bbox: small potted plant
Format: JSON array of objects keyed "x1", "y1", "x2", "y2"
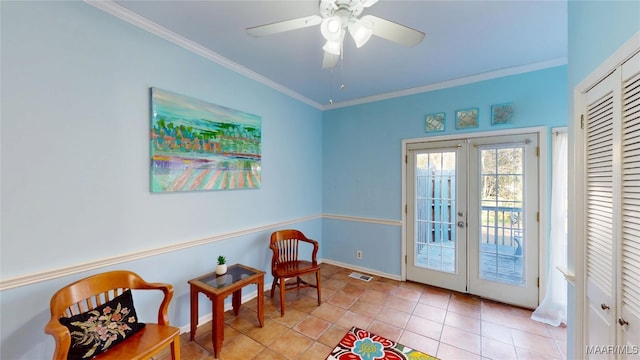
[{"x1": 216, "y1": 255, "x2": 227, "y2": 275}]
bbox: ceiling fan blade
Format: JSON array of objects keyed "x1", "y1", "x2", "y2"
[
  {"x1": 246, "y1": 15, "x2": 322, "y2": 37},
  {"x1": 361, "y1": 15, "x2": 425, "y2": 47},
  {"x1": 361, "y1": 0, "x2": 379, "y2": 8},
  {"x1": 322, "y1": 51, "x2": 340, "y2": 69}
]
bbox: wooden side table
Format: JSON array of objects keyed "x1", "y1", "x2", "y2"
[{"x1": 188, "y1": 263, "x2": 265, "y2": 358}]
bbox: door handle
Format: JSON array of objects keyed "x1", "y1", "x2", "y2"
[
  {"x1": 618, "y1": 317, "x2": 629, "y2": 326},
  {"x1": 457, "y1": 221, "x2": 465, "y2": 228},
  {"x1": 600, "y1": 303, "x2": 610, "y2": 310}
]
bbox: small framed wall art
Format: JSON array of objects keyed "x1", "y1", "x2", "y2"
[
  {"x1": 455, "y1": 108, "x2": 479, "y2": 129},
  {"x1": 425, "y1": 112, "x2": 446, "y2": 133},
  {"x1": 491, "y1": 103, "x2": 514, "y2": 125}
]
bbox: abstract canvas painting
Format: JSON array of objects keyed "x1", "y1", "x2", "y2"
[{"x1": 150, "y1": 88, "x2": 261, "y2": 192}]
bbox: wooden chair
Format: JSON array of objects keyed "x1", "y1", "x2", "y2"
[
  {"x1": 45, "y1": 270, "x2": 180, "y2": 360},
  {"x1": 269, "y1": 229, "x2": 322, "y2": 316}
]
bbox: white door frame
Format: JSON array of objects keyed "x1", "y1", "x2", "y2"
[
  {"x1": 572, "y1": 32, "x2": 640, "y2": 358},
  {"x1": 401, "y1": 126, "x2": 548, "y2": 304}
]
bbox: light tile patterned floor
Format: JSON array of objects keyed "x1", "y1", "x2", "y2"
[{"x1": 156, "y1": 263, "x2": 566, "y2": 360}]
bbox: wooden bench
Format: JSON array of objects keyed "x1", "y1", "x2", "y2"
[{"x1": 45, "y1": 270, "x2": 180, "y2": 360}]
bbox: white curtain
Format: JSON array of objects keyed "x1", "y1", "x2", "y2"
[{"x1": 531, "y1": 130, "x2": 568, "y2": 326}]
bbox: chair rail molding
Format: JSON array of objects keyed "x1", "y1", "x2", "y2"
[
  {"x1": 0, "y1": 215, "x2": 321, "y2": 291},
  {"x1": 1, "y1": 213, "x2": 402, "y2": 291},
  {"x1": 323, "y1": 213, "x2": 402, "y2": 226}
]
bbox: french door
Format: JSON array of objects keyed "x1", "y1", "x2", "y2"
[
  {"x1": 406, "y1": 140, "x2": 468, "y2": 293},
  {"x1": 406, "y1": 133, "x2": 539, "y2": 308}
]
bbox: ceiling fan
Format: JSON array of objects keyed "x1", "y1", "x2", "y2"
[{"x1": 246, "y1": 0, "x2": 425, "y2": 69}]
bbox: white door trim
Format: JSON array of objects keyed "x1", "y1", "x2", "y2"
[
  {"x1": 401, "y1": 126, "x2": 548, "y2": 304},
  {"x1": 571, "y1": 31, "x2": 640, "y2": 358}
]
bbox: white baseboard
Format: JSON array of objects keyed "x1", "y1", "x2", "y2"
[
  {"x1": 178, "y1": 259, "x2": 401, "y2": 334},
  {"x1": 320, "y1": 258, "x2": 401, "y2": 281}
]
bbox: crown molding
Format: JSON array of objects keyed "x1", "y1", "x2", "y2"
[
  {"x1": 85, "y1": 1, "x2": 567, "y2": 112},
  {"x1": 323, "y1": 58, "x2": 568, "y2": 110},
  {"x1": 84, "y1": 0, "x2": 325, "y2": 110}
]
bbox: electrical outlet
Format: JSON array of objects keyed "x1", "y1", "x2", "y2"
[{"x1": 356, "y1": 250, "x2": 363, "y2": 260}]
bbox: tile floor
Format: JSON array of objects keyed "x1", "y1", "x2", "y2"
[{"x1": 157, "y1": 263, "x2": 566, "y2": 360}]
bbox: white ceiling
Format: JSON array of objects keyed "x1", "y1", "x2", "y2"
[{"x1": 102, "y1": 0, "x2": 567, "y2": 108}]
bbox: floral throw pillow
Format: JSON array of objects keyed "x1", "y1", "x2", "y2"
[{"x1": 59, "y1": 289, "x2": 146, "y2": 359}]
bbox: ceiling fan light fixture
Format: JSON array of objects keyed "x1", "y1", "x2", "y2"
[
  {"x1": 349, "y1": 18, "x2": 373, "y2": 48},
  {"x1": 322, "y1": 39, "x2": 342, "y2": 55},
  {"x1": 321, "y1": 16, "x2": 343, "y2": 41},
  {"x1": 246, "y1": 0, "x2": 425, "y2": 69}
]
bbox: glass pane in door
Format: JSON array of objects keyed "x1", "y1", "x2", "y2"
[
  {"x1": 479, "y1": 147, "x2": 525, "y2": 285},
  {"x1": 414, "y1": 151, "x2": 456, "y2": 273}
]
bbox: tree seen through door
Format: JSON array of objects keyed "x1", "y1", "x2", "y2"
[{"x1": 479, "y1": 146, "x2": 525, "y2": 285}]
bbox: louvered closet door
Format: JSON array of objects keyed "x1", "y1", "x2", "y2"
[
  {"x1": 620, "y1": 51, "x2": 640, "y2": 348},
  {"x1": 585, "y1": 68, "x2": 620, "y2": 355}
]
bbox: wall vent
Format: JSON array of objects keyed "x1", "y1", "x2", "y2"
[{"x1": 348, "y1": 272, "x2": 373, "y2": 282}]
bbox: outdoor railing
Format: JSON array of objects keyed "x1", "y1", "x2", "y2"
[
  {"x1": 415, "y1": 168, "x2": 523, "y2": 255},
  {"x1": 416, "y1": 203, "x2": 523, "y2": 253},
  {"x1": 480, "y1": 205, "x2": 522, "y2": 248}
]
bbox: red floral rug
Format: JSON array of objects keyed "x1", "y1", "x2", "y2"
[{"x1": 326, "y1": 326, "x2": 439, "y2": 360}]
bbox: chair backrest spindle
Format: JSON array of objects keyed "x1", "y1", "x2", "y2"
[
  {"x1": 268, "y1": 229, "x2": 321, "y2": 316},
  {"x1": 46, "y1": 270, "x2": 177, "y2": 360},
  {"x1": 270, "y1": 230, "x2": 319, "y2": 275}
]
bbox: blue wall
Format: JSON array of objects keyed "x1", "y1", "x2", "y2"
[
  {"x1": 1, "y1": 2, "x2": 322, "y2": 359},
  {"x1": 1, "y1": 1, "x2": 323, "y2": 278},
  {"x1": 568, "y1": 0, "x2": 640, "y2": 88},
  {"x1": 322, "y1": 66, "x2": 568, "y2": 274},
  {"x1": 567, "y1": 1, "x2": 640, "y2": 359},
  {"x1": 1, "y1": 1, "x2": 572, "y2": 359}
]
